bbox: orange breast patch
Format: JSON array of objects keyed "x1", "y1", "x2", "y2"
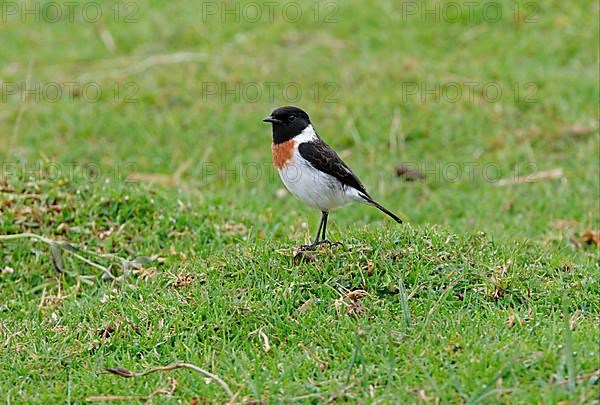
[{"x1": 272, "y1": 140, "x2": 295, "y2": 169}]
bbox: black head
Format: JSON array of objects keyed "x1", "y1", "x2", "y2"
[{"x1": 263, "y1": 106, "x2": 311, "y2": 144}]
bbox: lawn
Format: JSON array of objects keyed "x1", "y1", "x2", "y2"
[{"x1": 0, "y1": 0, "x2": 599, "y2": 402}]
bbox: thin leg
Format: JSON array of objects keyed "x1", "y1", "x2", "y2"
[
  {"x1": 319, "y1": 211, "x2": 342, "y2": 248},
  {"x1": 299, "y1": 211, "x2": 338, "y2": 252},
  {"x1": 312, "y1": 211, "x2": 326, "y2": 246},
  {"x1": 320, "y1": 211, "x2": 328, "y2": 241}
]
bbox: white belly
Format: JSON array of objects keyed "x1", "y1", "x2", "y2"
[{"x1": 278, "y1": 154, "x2": 359, "y2": 211}]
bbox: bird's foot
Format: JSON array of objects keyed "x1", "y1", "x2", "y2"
[
  {"x1": 317, "y1": 239, "x2": 344, "y2": 248},
  {"x1": 294, "y1": 240, "x2": 343, "y2": 264},
  {"x1": 300, "y1": 240, "x2": 343, "y2": 251},
  {"x1": 299, "y1": 243, "x2": 318, "y2": 251}
]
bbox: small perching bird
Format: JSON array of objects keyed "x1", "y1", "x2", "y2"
[{"x1": 264, "y1": 106, "x2": 402, "y2": 250}]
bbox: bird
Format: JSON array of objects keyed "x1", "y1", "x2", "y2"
[{"x1": 263, "y1": 106, "x2": 402, "y2": 250}]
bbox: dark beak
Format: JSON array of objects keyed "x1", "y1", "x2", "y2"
[{"x1": 262, "y1": 116, "x2": 281, "y2": 124}]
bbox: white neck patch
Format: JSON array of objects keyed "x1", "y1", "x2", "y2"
[{"x1": 294, "y1": 125, "x2": 318, "y2": 143}]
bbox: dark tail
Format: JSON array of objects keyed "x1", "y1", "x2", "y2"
[{"x1": 360, "y1": 194, "x2": 403, "y2": 224}]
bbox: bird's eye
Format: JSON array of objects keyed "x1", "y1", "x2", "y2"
[{"x1": 288, "y1": 115, "x2": 296, "y2": 122}]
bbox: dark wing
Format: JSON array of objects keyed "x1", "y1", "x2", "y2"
[{"x1": 298, "y1": 139, "x2": 370, "y2": 197}]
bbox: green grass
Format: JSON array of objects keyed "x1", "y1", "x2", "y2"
[{"x1": 1, "y1": 0, "x2": 599, "y2": 402}]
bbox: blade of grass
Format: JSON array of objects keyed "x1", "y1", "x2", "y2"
[{"x1": 562, "y1": 295, "x2": 577, "y2": 391}]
